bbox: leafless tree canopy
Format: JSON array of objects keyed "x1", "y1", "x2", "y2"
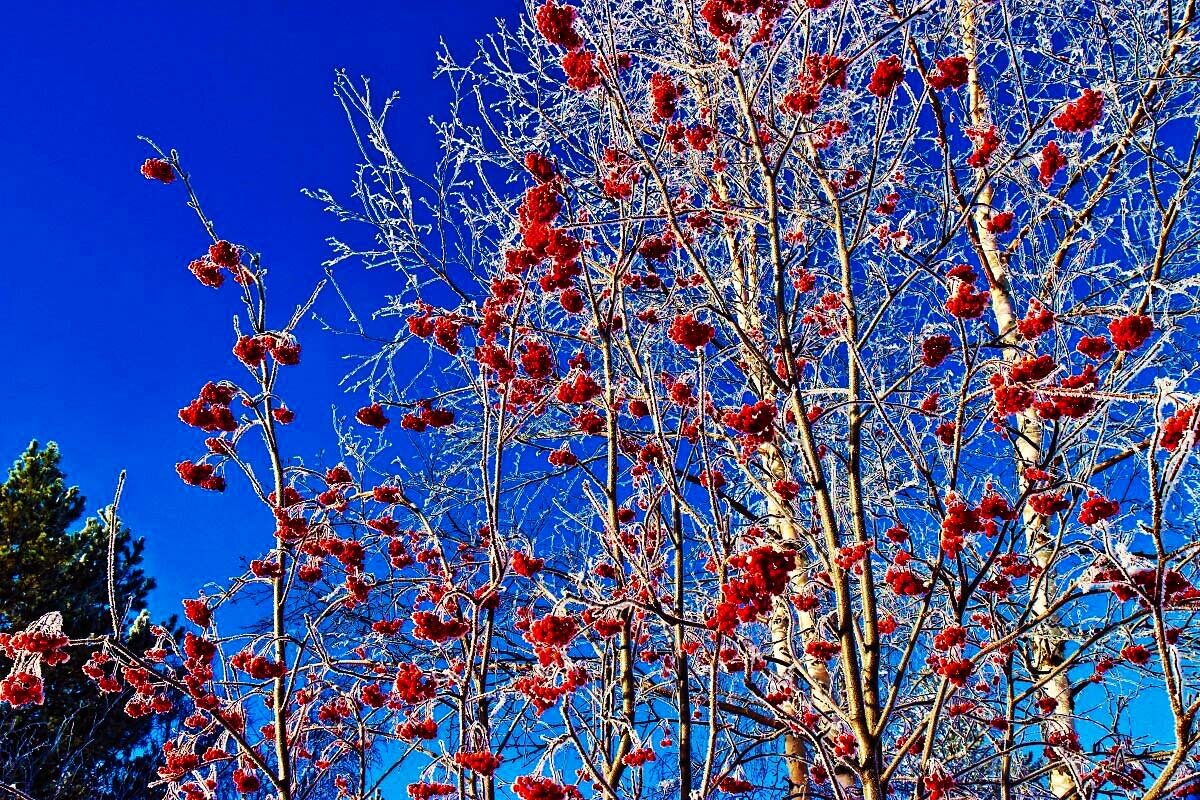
[{"x1": 5, "y1": 0, "x2": 1200, "y2": 799}]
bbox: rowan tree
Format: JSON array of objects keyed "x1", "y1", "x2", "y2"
[{"x1": 5, "y1": 0, "x2": 1200, "y2": 799}]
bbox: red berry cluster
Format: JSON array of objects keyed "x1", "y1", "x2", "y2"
[
  {"x1": 141, "y1": 158, "x2": 176, "y2": 183},
  {"x1": 233, "y1": 332, "x2": 301, "y2": 367},
  {"x1": 668, "y1": 313, "x2": 715, "y2": 350},
  {"x1": 454, "y1": 750, "x2": 503, "y2": 775},
  {"x1": 867, "y1": 55, "x2": 905, "y2": 98},
  {"x1": 921, "y1": 335, "x2": 953, "y2": 368},
  {"x1": 1108, "y1": 314, "x2": 1153, "y2": 352},
  {"x1": 176, "y1": 460, "x2": 225, "y2": 492},
  {"x1": 1053, "y1": 88, "x2": 1104, "y2": 133},
  {"x1": 927, "y1": 56, "x2": 968, "y2": 90},
  {"x1": 179, "y1": 382, "x2": 238, "y2": 432},
  {"x1": 707, "y1": 546, "x2": 796, "y2": 633}
]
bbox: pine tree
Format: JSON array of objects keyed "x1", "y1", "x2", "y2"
[{"x1": 0, "y1": 442, "x2": 174, "y2": 800}]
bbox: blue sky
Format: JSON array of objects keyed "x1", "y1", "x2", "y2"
[{"x1": 0, "y1": 1, "x2": 514, "y2": 612}]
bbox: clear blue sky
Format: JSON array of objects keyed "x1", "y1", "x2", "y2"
[{"x1": 0, "y1": 1, "x2": 514, "y2": 612}]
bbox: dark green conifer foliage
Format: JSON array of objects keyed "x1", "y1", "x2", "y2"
[{"x1": 0, "y1": 442, "x2": 174, "y2": 800}]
